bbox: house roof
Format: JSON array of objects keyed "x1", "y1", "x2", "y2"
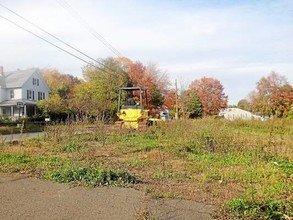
[{"x1": 4, "y1": 68, "x2": 39, "y2": 88}]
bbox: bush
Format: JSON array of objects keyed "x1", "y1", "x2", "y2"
[{"x1": 0, "y1": 126, "x2": 20, "y2": 135}]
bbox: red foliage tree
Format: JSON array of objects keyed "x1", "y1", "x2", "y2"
[
  {"x1": 251, "y1": 72, "x2": 293, "y2": 117},
  {"x1": 188, "y1": 77, "x2": 228, "y2": 115},
  {"x1": 115, "y1": 58, "x2": 169, "y2": 106},
  {"x1": 128, "y1": 62, "x2": 147, "y2": 88},
  {"x1": 163, "y1": 89, "x2": 177, "y2": 110}
]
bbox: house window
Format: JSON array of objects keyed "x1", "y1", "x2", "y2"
[
  {"x1": 10, "y1": 90, "x2": 14, "y2": 99},
  {"x1": 27, "y1": 90, "x2": 34, "y2": 100},
  {"x1": 33, "y1": 78, "x2": 39, "y2": 86},
  {"x1": 38, "y1": 92, "x2": 45, "y2": 100}
]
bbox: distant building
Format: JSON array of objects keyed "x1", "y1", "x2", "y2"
[
  {"x1": 0, "y1": 66, "x2": 50, "y2": 118},
  {"x1": 219, "y1": 107, "x2": 264, "y2": 121}
]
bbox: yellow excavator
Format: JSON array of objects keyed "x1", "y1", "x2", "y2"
[{"x1": 116, "y1": 87, "x2": 168, "y2": 129}]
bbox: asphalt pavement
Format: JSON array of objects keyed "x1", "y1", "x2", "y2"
[{"x1": 0, "y1": 173, "x2": 215, "y2": 220}]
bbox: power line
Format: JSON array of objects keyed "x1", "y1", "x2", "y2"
[
  {"x1": 56, "y1": 0, "x2": 123, "y2": 57},
  {"x1": 0, "y1": 3, "x2": 115, "y2": 74},
  {"x1": 0, "y1": 14, "x2": 95, "y2": 67},
  {"x1": 0, "y1": 3, "x2": 127, "y2": 78}
]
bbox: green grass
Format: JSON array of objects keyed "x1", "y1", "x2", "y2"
[
  {"x1": 60, "y1": 141, "x2": 83, "y2": 153},
  {"x1": 123, "y1": 158, "x2": 150, "y2": 168},
  {"x1": 227, "y1": 198, "x2": 292, "y2": 219},
  {"x1": 46, "y1": 166, "x2": 138, "y2": 187},
  {"x1": 0, "y1": 154, "x2": 137, "y2": 187},
  {"x1": 0, "y1": 154, "x2": 68, "y2": 173}
]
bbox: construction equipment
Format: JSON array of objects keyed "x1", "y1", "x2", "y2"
[
  {"x1": 116, "y1": 86, "x2": 170, "y2": 129},
  {"x1": 116, "y1": 87, "x2": 149, "y2": 129}
]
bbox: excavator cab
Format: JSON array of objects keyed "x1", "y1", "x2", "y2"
[{"x1": 116, "y1": 87, "x2": 149, "y2": 129}]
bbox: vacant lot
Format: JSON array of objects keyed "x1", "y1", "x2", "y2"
[{"x1": 0, "y1": 118, "x2": 292, "y2": 219}]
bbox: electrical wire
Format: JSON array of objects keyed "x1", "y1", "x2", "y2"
[
  {"x1": 0, "y1": 3, "x2": 116, "y2": 74},
  {"x1": 56, "y1": 0, "x2": 123, "y2": 57},
  {"x1": 0, "y1": 14, "x2": 96, "y2": 67}
]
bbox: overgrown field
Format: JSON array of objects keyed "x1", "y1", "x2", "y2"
[{"x1": 0, "y1": 118, "x2": 292, "y2": 219}]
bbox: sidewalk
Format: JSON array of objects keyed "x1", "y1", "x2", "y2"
[{"x1": 0, "y1": 132, "x2": 43, "y2": 143}]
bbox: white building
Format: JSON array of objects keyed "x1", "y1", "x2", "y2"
[
  {"x1": 219, "y1": 107, "x2": 264, "y2": 121},
  {"x1": 0, "y1": 66, "x2": 50, "y2": 118}
]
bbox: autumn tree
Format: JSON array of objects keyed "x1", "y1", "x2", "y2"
[
  {"x1": 75, "y1": 57, "x2": 130, "y2": 121},
  {"x1": 251, "y1": 72, "x2": 293, "y2": 117},
  {"x1": 145, "y1": 63, "x2": 169, "y2": 95},
  {"x1": 288, "y1": 105, "x2": 293, "y2": 119},
  {"x1": 37, "y1": 69, "x2": 80, "y2": 118},
  {"x1": 115, "y1": 58, "x2": 169, "y2": 106},
  {"x1": 163, "y1": 89, "x2": 177, "y2": 110},
  {"x1": 188, "y1": 77, "x2": 228, "y2": 115},
  {"x1": 128, "y1": 61, "x2": 145, "y2": 88},
  {"x1": 42, "y1": 68, "x2": 80, "y2": 97}
]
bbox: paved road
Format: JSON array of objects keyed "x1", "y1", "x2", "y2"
[{"x1": 0, "y1": 173, "x2": 215, "y2": 220}]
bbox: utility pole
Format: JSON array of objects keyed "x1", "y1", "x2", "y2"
[{"x1": 175, "y1": 79, "x2": 179, "y2": 120}]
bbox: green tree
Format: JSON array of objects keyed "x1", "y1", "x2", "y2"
[
  {"x1": 77, "y1": 57, "x2": 130, "y2": 121},
  {"x1": 37, "y1": 93, "x2": 67, "y2": 117},
  {"x1": 150, "y1": 83, "x2": 164, "y2": 106},
  {"x1": 182, "y1": 91, "x2": 203, "y2": 118},
  {"x1": 237, "y1": 99, "x2": 251, "y2": 111}
]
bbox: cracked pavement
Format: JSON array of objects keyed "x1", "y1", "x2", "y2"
[{"x1": 0, "y1": 173, "x2": 215, "y2": 220}]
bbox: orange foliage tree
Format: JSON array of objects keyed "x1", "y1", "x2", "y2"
[
  {"x1": 251, "y1": 72, "x2": 293, "y2": 117},
  {"x1": 163, "y1": 89, "x2": 177, "y2": 110},
  {"x1": 115, "y1": 58, "x2": 169, "y2": 107},
  {"x1": 38, "y1": 69, "x2": 81, "y2": 116},
  {"x1": 188, "y1": 77, "x2": 228, "y2": 115}
]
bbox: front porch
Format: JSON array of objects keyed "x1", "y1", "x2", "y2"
[{"x1": 0, "y1": 100, "x2": 37, "y2": 119}]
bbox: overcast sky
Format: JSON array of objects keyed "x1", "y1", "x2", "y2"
[{"x1": 0, "y1": 0, "x2": 292, "y2": 104}]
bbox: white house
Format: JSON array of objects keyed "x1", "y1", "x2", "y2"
[
  {"x1": 0, "y1": 66, "x2": 50, "y2": 118},
  {"x1": 219, "y1": 107, "x2": 264, "y2": 121}
]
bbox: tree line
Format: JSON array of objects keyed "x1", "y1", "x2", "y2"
[
  {"x1": 37, "y1": 57, "x2": 293, "y2": 121},
  {"x1": 238, "y1": 72, "x2": 293, "y2": 118}
]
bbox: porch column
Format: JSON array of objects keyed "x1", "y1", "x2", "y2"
[
  {"x1": 11, "y1": 106, "x2": 14, "y2": 116},
  {"x1": 24, "y1": 105, "x2": 27, "y2": 117}
]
